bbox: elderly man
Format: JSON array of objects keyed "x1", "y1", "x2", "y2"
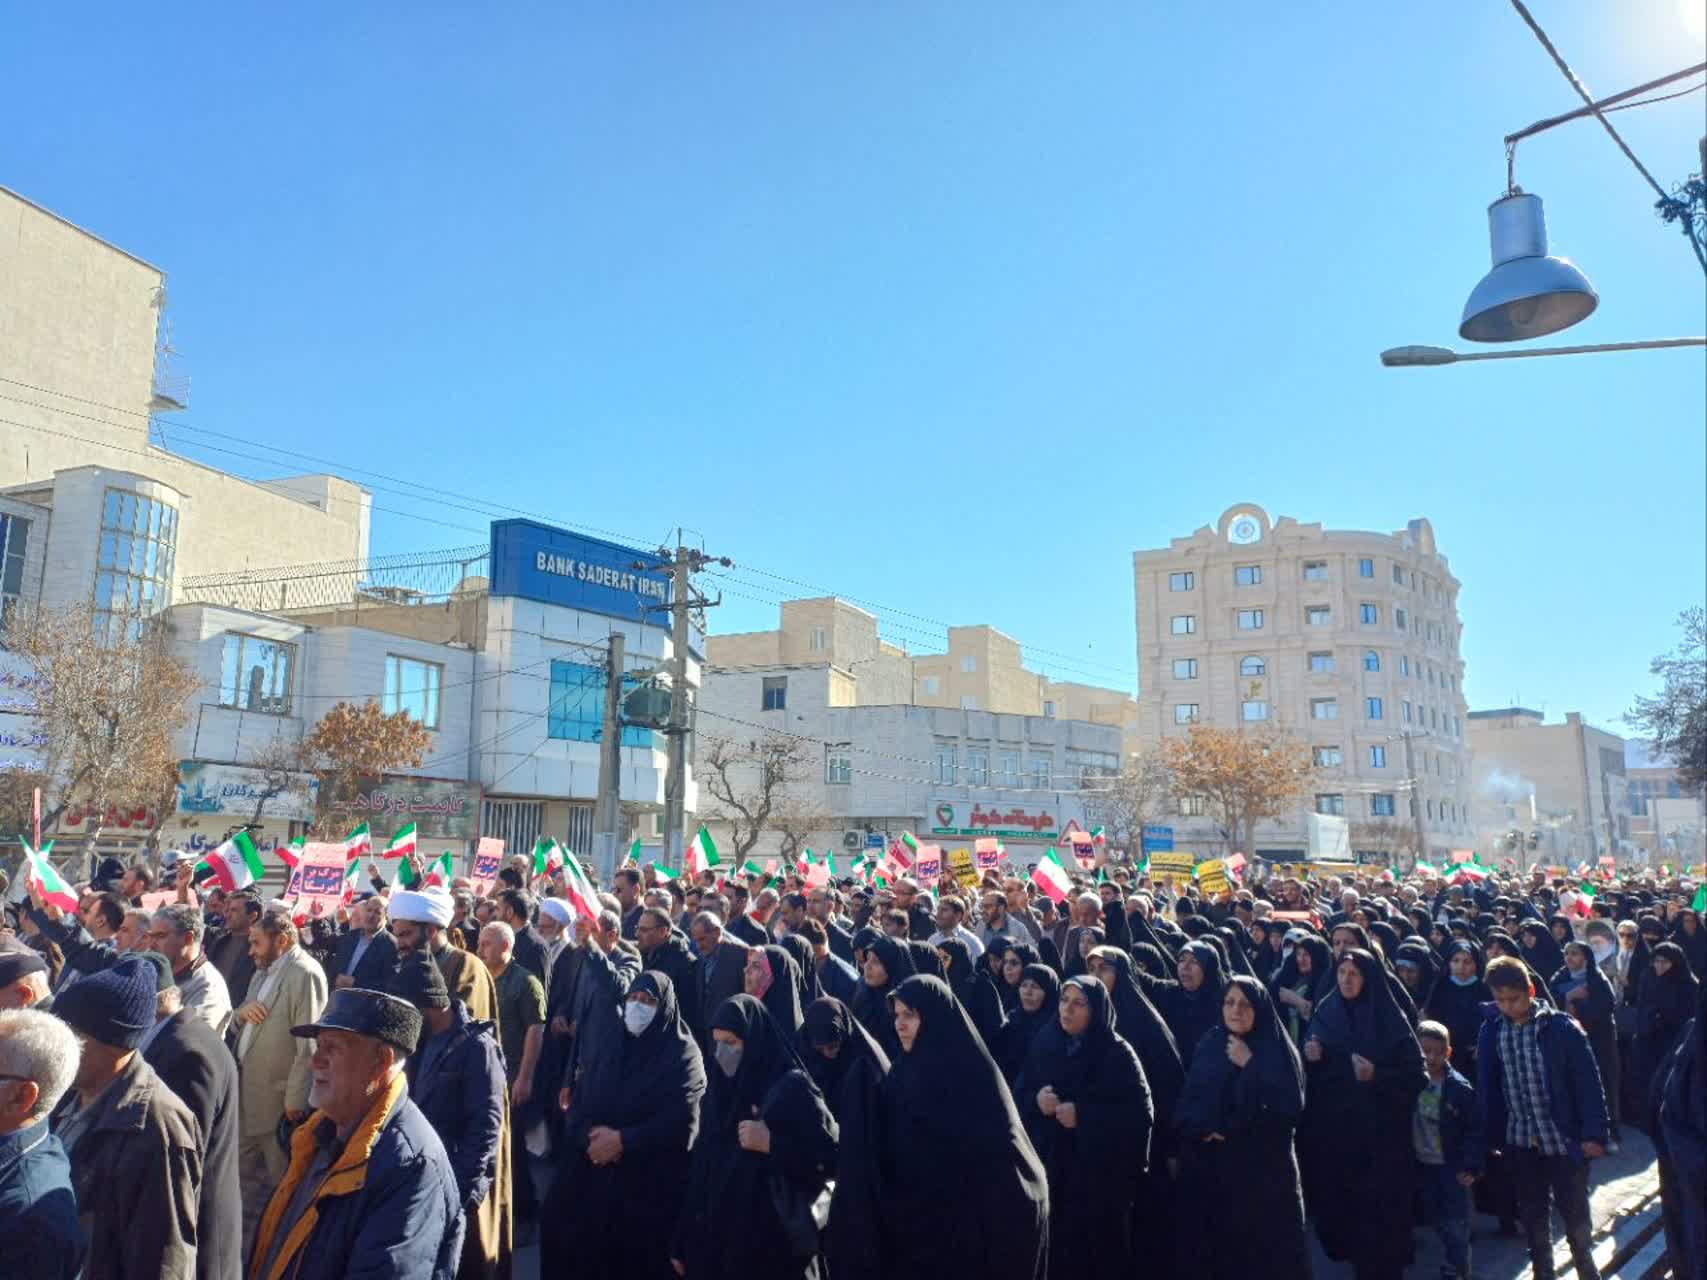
[
  {"x1": 145, "y1": 904, "x2": 233, "y2": 1036},
  {"x1": 535, "y1": 897, "x2": 571, "y2": 989},
  {"x1": 394, "y1": 951, "x2": 512, "y2": 1280},
  {"x1": 137, "y1": 953, "x2": 242, "y2": 1280},
  {"x1": 248, "y1": 988, "x2": 463, "y2": 1280},
  {"x1": 688, "y1": 910, "x2": 748, "y2": 1047},
  {"x1": 0, "y1": 940, "x2": 54, "y2": 1012},
  {"x1": 478, "y1": 920, "x2": 545, "y2": 1227},
  {"x1": 330, "y1": 895, "x2": 398, "y2": 991},
  {"x1": 233, "y1": 908, "x2": 328, "y2": 1254},
  {"x1": 390, "y1": 887, "x2": 498, "y2": 1026},
  {"x1": 50, "y1": 957, "x2": 203, "y2": 1278},
  {"x1": 0, "y1": 1008, "x2": 86, "y2": 1277},
  {"x1": 114, "y1": 907, "x2": 152, "y2": 955}
]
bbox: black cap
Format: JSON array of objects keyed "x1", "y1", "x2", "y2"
[
  {"x1": 387, "y1": 951, "x2": 449, "y2": 1012},
  {"x1": 135, "y1": 950, "x2": 176, "y2": 992},
  {"x1": 291, "y1": 988, "x2": 422, "y2": 1057},
  {"x1": 0, "y1": 939, "x2": 48, "y2": 987}
]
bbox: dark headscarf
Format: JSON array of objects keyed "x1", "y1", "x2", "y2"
[
  {"x1": 1175, "y1": 974, "x2": 1304, "y2": 1139},
  {"x1": 995, "y1": 963, "x2": 1061, "y2": 1082},
  {"x1": 799, "y1": 995, "x2": 890, "y2": 1105},
  {"x1": 1090, "y1": 946, "x2": 1184, "y2": 1147},
  {"x1": 752, "y1": 944, "x2": 806, "y2": 1033},
  {"x1": 565, "y1": 970, "x2": 705, "y2": 1146},
  {"x1": 852, "y1": 934, "x2": 915, "y2": 1058},
  {"x1": 940, "y1": 936, "x2": 1006, "y2": 1048},
  {"x1": 775, "y1": 934, "x2": 823, "y2": 1004},
  {"x1": 1165, "y1": 940, "x2": 1229, "y2": 1053},
  {"x1": 1518, "y1": 920, "x2": 1567, "y2": 981},
  {"x1": 705, "y1": 993, "x2": 814, "y2": 1134},
  {"x1": 907, "y1": 939, "x2": 945, "y2": 979},
  {"x1": 999, "y1": 941, "x2": 1042, "y2": 1012},
  {"x1": 1309, "y1": 949, "x2": 1417, "y2": 1059}
]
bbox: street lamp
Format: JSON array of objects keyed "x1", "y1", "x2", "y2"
[
  {"x1": 1381, "y1": 336, "x2": 1705, "y2": 367},
  {"x1": 1459, "y1": 192, "x2": 1598, "y2": 342}
]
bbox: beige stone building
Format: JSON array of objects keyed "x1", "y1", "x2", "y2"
[
  {"x1": 1467, "y1": 708, "x2": 1634, "y2": 866},
  {"x1": 1134, "y1": 504, "x2": 1473, "y2": 859},
  {"x1": 0, "y1": 184, "x2": 371, "y2": 614},
  {"x1": 708, "y1": 596, "x2": 1140, "y2": 752}
]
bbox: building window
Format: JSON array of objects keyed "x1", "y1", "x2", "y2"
[
  {"x1": 936, "y1": 746, "x2": 957, "y2": 784},
  {"x1": 1395, "y1": 608, "x2": 1407, "y2": 631},
  {"x1": 1315, "y1": 794, "x2": 1346, "y2": 816},
  {"x1": 1358, "y1": 558, "x2": 1375, "y2": 578},
  {"x1": 1240, "y1": 655, "x2": 1266, "y2": 677},
  {"x1": 93, "y1": 488, "x2": 178, "y2": 640},
  {"x1": 1366, "y1": 696, "x2": 1384, "y2": 720},
  {"x1": 1169, "y1": 571, "x2": 1195, "y2": 592},
  {"x1": 1392, "y1": 563, "x2": 1405, "y2": 585},
  {"x1": 219, "y1": 633, "x2": 295, "y2": 715},
  {"x1": 1235, "y1": 565, "x2": 1262, "y2": 587},
  {"x1": 1170, "y1": 615, "x2": 1197, "y2": 635},
  {"x1": 1430, "y1": 706, "x2": 1439, "y2": 729},
  {"x1": 0, "y1": 513, "x2": 30, "y2": 630},
  {"x1": 1242, "y1": 699, "x2": 1269, "y2": 721},
  {"x1": 1032, "y1": 756, "x2": 1051, "y2": 788},
  {"x1": 826, "y1": 753, "x2": 853, "y2": 784},
  {"x1": 1311, "y1": 698, "x2": 1339, "y2": 721},
  {"x1": 1371, "y1": 793, "x2": 1396, "y2": 817},
  {"x1": 960, "y1": 654, "x2": 977, "y2": 673},
  {"x1": 1237, "y1": 608, "x2": 1264, "y2": 631},
  {"x1": 808, "y1": 626, "x2": 827, "y2": 652},
  {"x1": 1309, "y1": 651, "x2": 1336, "y2": 674},
  {"x1": 921, "y1": 675, "x2": 941, "y2": 696},
  {"x1": 1173, "y1": 658, "x2": 1198, "y2": 679},
  {"x1": 1370, "y1": 745, "x2": 1387, "y2": 768},
  {"x1": 1043, "y1": 700, "x2": 1057, "y2": 718},
  {"x1": 1399, "y1": 656, "x2": 1410, "y2": 677},
  {"x1": 762, "y1": 676, "x2": 788, "y2": 711},
  {"x1": 1426, "y1": 666, "x2": 1435, "y2": 686},
  {"x1": 1302, "y1": 560, "x2": 1327, "y2": 581},
  {"x1": 1175, "y1": 704, "x2": 1200, "y2": 725},
  {"x1": 1426, "y1": 799, "x2": 1436, "y2": 821},
  {"x1": 1401, "y1": 699, "x2": 1412, "y2": 723},
  {"x1": 1313, "y1": 745, "x2": 1342, "y2": 767},
  {"x1": 1363, "y1": 649, "x2": 1380, "y2": 672},
  {"x1": 547, "y1": 660, "x2": 652, "y2": 746},
  {"x1": 1001, "y1": 752, "x2": 1020, "y2": 786},
  {"x1": 1359, "y1": 603, "x2": 1379, "y2": 625},
  {"x1": 960, "y1": 695, "x2": 978, "y2": 711},
  {"x1": 968, "y1": 749, "x2": 990, "y2": 785},
  {"x1": 384, "y1": 654, "x2": 443, "y2": 729},
  {"x1": 1306, "y1": 606, "x2": 1331, "y2": 627},
  {"x1": 1179, "y1": 794, "x2": 1206, "y2": 817}
]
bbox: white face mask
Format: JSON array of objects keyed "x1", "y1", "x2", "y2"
[{"x1": 623, "y1": 1002, "x2": 658, "y2": 1037}]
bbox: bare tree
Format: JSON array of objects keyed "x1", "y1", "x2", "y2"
[
  {"x1": 1085, "y1": 747, "x2": 1174, "y2": 855},
  {"x1": 1349, "y1": 818, "x2": 1419, "y2": 868},
  {"x1": 15, "y1": 603, "x2": 198, "y2": 854},
  {"x1": 771, "y1": 799, "x2": 835, "y2": 864},
  {"x1": 244, "y1": 736, "x2": 315, "y2": 828},
  {"x1": 699, "y1": 731, "x2": 818, "y2": 861}
]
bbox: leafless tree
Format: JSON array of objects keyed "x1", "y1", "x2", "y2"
[{"x1": 699, "y1": 731, "x2": 818, "y2": 861}]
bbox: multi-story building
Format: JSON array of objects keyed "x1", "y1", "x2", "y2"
[
  {"x1": 710, "y1": 597, "x2": 1140, "y2": 756},
  {"x1": 1466, "y1": 708, "x2": 1634, "y2": 865},
  {"x1": 694, "y1": 658, "x2": 1120, "y2": 865},
  {"x1": 1625, "y1": 757, "x2": 1705, "y2": 865},
  {"x1": 1134, "y1": 503, "x2": 1472, "y2": 860}
]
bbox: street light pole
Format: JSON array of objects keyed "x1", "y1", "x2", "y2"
[{"x1": 1382, "y1": 337, "x2": 1705, "y2": 367}]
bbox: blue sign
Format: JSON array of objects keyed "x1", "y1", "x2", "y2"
[
  {"x1": 489, "y1": 520, "x2": 672, "y2": 624},
  {"x1": 1141, "y1": 824, "x2": 1175, "y2": 853},
  {"x1": 865, "y1": 832, "x2": 886, "y2": 850}
]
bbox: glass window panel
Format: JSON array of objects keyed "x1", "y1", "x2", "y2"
[{"x1": 103, "y1": 490, "x2": 124, "y2": 526}]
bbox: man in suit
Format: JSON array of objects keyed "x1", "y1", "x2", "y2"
[
  {"x1": 232, "y1": 908, "x2": 328, "y2": 1255},
  {"x1": 635, "y1": 906, "x2": 701, "y2": 1036},
  {"x1": 494, "y1": 888, "x2": 549, "y2": 984},
  {"x1": 688, "y1": 911, "x2": 748, "y2": 1047},
  {"x1": 330, "y1": 895, "x2": 398, "y2": 991},
  {"x1": 136, "y1": 952, "x2": 242, "y2": 1280}
]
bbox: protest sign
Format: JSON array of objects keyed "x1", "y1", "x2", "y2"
[
  {"x1": 295, "y1": 843, "x2": 347, "y2": 918},
  {"x1": 1450, "y1": 849, "x2": 1475, "y2": 864},
  {"x1": 914, "y1": 845, "x2": 942, "y2": 887},
  {"x1": 947, "y1": 848, "x2": 979, "y2": 891},
  {"x1": 1149, "y1": 852, "x2": 1196, "y2": 883},
  {"x1": 137, "y1": 890, "x2": 178, "y2": 913},
  {"x1": 1196, "y1": 858, "x2": 1230, "y2": 896},
  {"x1": 471, "y1": 837, "x2": 505, "y2": 896},
  {"x1": 974, "y1": 837, "x2": 1002, "y2": 870}
]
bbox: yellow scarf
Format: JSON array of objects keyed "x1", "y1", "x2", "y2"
[{"x1": 249, "y1": 1073, "x2": 408, "y2": 1280}]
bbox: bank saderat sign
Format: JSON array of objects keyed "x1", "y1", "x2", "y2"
[
  {"x1": 176, "y1": 761, "x2": 319, "y2": 822},
  {"x1": 329, "y1": 777, "x2": 480, "y2": 842},
  {"x1": 930, "y1": 800, "x2": 1062, "y2": 842},
  {"x1": 489, "y1": 520, "x2": 671, "y2": 624}
]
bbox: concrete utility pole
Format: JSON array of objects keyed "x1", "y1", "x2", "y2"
[
  {"x1": 592, "y1": 631, "x2": 625, "y2": 880},
  {"x1": 1403, "y1": 731, "x2": 1429, "y2": 864},
  {"x1": 653, "y1": 537, "x2": 731, "y2": 869}
]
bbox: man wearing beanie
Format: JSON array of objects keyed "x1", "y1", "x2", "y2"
[
  {"x1": 247, "y1": 987, "x2": 463, "y2": 1280},
  {"x1": 50, "y1": 956, "x2": 204, "y2": 1278},
  {"x1": 389, "y1": 888, "x2": 498, "y2": 1028},
  {"x1": 392, "y1": 951, "x2": 512, "y2": 1280}
]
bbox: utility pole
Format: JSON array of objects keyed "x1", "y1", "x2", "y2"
[
  {"x1": 1403, "y1": 731, "x2": 1428, "y2": 865},
  {"x1": 651, "y1": 537, "x2": 731, "y2": 869},
  {"x1": 592, "y1": 631, "x2": 625, "y2": 880}
]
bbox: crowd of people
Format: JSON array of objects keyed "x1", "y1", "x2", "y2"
[{"x1": 0, "y1": 844, "x2": 1703, "y2": 1280}]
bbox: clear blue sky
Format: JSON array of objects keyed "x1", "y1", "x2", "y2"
[{"x1": 5, "y1": 3, "x2": 1703, "y2": 731}]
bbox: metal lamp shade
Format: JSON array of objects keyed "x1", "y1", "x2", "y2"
[{"x1": 1459, "y1": 192, "x2": 1597, "y2": 343}]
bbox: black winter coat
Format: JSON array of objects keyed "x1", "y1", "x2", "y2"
[{"x1": 143, "y1": 1010, "x2": 242, "y2": 1280}]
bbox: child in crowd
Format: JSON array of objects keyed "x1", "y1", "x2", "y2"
[{"x1": 1414, "y1": 1020, "x2": 1482, "y2": 1280}]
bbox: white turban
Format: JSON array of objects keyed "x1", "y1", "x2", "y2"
[
  {"x1": 538, "y1": 898, "x2": 573, "y2": 927},
  {"x1": 389, "y1": 888, "x2": 455, "y2": 928}
]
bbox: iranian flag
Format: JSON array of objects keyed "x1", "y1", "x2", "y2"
[
  {"x1": 686, "y1": 826, "x2": 720, "y2": 875},
  {"x1": 649, "y1": 861, "x2": 680, "y2": 883},
  {"x1": 560, "y1": 848, "x2": 601, "y2": 923},
  {"x1": 280, "y1": 836, "x2": 306, "y2": 872},
  {"x1": 1691, "y1": 884, "x2": 1706, "y2": 913},
  {"x1": 344, "y1": 823, "x2": 372, "y2": 862},
  {"x1": 422, "y1": 852, "x2": 455, "y2": 889},
  {"x1": 533, "y1": 838, "x2": 565, "y2": 878},
  {"x1": 623, "y1": 839, "x2": 642, "y2": 868},
  {"x1": 1414, "y1": 860, "x2": 1439, "y2": 878},
  {"x1": 22, "y1": 839, "x2": 78, "y2": 913},
  {"x1": 1030, "y1": 849, "x2": 1074, "y2": 904},
  {"x1": 382, "y1": 822, "x2": 418, "y2": 860},
  {"x1": 743, "y1": 859, "x2": 774, "y2": 889},
  {"x1": 1090, "y1": 826, "x2": 1107, "y2": 847},
  {"x1": 1450, "y1": 862, "x2": 1490, "y2": 886},
  {"x1": 804, "y1": 852, "x2": 830, "y2": 889},
  {"x1": 340, "y1": 858, "x2": 362, "y2": 904},
  {"x1": 200, "y1": 830, "x2": 267, "y2": 893},
  {"x1": 894, "y1": 833, "x2": 918, "y2": 870}
]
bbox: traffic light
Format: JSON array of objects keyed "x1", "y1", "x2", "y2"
[{"x1": 1527, "y1": 830, "x2": 1540, "y2": 850}]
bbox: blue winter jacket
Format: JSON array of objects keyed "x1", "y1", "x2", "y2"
[
  {"x1": 0, "y1": 1119, "x2": 85, "y2": 1279},
  {"x1": 1426, "y1": 1066, "x2": 1483, "y2": 1177},
  {"x1": 1473, "y1": 999, "x2": 1609, "y2": 1171}
]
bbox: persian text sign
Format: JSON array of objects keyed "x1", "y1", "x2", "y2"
[
  {"x1": 329, "y1": 777, "x2": 480, "y2": 841},
  {"x1": 1197, "y1": 858, "x2": 1230, "y2": 896},
  {"x1": 1149, "y1": 852, "x2": 1196, "y2": 882},
  {"x1": 930, "y1": 799, "x2": 1061, "y2": 842},
  {"x1": 176, "y1": 761, "x2": 319, "y2": 822},
  {"x1": 295, "y1": 843, "x2": 348, "y2": 918},
  {"x1": 946, "y1": 848, "x2": 979, "y2": 891},
  {"x1": 471, "y1": 837, "x2": 505, "y2": 896}
]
